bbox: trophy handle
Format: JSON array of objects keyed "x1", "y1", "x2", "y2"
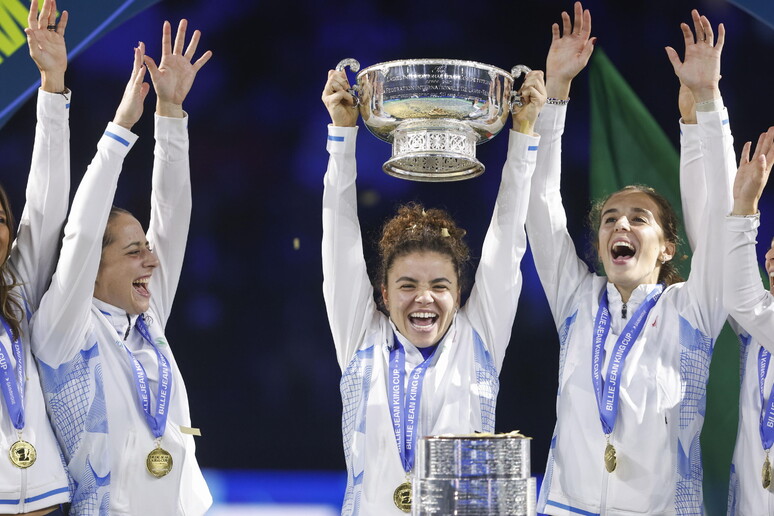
[
  {"x1": 509, "y1": 64, "x2": 533, "y2": 108},
  {"x1": 335, "y1": 58, "x2": 361, "y2": 106}
]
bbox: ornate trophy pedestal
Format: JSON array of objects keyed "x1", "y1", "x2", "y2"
[{"x1": 413, "y1": 432, "x2": 536, "y2": 515}]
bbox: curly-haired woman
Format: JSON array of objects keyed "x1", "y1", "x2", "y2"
[{"x1": 321, "y1": 67, "x2": 545, "y2": 514}]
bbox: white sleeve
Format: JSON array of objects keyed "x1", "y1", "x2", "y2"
[
  {"x1": 680, "y1": 114, "x2": 735, "y2": 253},
  {"x1": 681, "y1": 106, "x2": 734, "y2": 338},
  {"x1": 147, "y1": 114, "x2": 191, "y2": 329},
  {"x1": 321, "y1": 125, "x2": 378, "y2": 371},
  {"x1": 525, "y1": 104, "x2": 593, "y2": 326},
  {"x1": 723, "y1": 215, "x2": 774, "y2": 351},
  {"x1": 31, "y1": 123, "x2": 138, "y2": 366},
  {"x1": 465, "y1": 129, "x2": 539, "y2": 372},
  {"x1": 9, "y1": 89, "x2": 71, "y2": 310},
  {"x1": 679, "y1": 120, "x2": 704, "y2": 253}
]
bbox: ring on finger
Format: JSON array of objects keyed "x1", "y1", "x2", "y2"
[{"x1": 47, "y1": 24, "x2": 56, "y2": 30}]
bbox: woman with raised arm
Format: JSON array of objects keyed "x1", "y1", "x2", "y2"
[
  {"x1": 721, "y1": 128, "x2": 774, "y2": 513},
  {"x1": 321, "y1": 67, "x2": 545, "y2": 514},
  {"x1": 30, "y1": 22, "x2": 212, "y2": 515},
  {"x1": 527, "y1": 4, "x2": 733, "y2": 514},
  {"x1": 0, "y1": 0, "x2": 74, "y2": 513}
]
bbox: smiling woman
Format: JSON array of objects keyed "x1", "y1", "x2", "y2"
[
  {"x1": 29, "y1": 20, "x2": 213, "y2": 515},
  {"x1": 526, "y1": 4, "x2": 735, "y2": 515},
  {"x1": 321, "y1": 65, "x2": 546, "y2": 514}
]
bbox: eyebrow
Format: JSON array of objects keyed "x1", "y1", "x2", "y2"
[
  {"x1": 122, "y1": 241, "x2": 143, "y2": 250},
  {"x1": 601, "y1": 207, "x2": 654, "y2": 218},
  {"x1": 394, "y1": 276, "x2": 453, "y2": 284}
]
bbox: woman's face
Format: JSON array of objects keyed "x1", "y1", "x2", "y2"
[
  {"x1": 597, "y1": 190, "x2": 675, "y2": 295},
  {"x1": 93, "y1": 213, "x2": 159, "y2": 315},
  {"x1": 381, "y1": 251, "x2": 460, "y2": 348}
]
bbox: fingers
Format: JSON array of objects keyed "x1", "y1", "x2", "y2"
[
  {"x1": 173, "y1": 19, "x2": 187, "y2": 55},
  {"x1": 716, "y1": 23, "x2": 725, "y2": 52},
  {"x1": 27, "y1": 0, "x2": 37, "y2": 30},
  {"x1": 581, "y1": 6, "x2": 592, "y2": 38},
  {"x1": 664, "y1": 46, "x2": 681, "y2": 71},
  {"x1": 551, "y1": 22, "x2": 560, "y2": 42},
  {"x1": 740, "y1": 141, "x2": 752, "y2": 167},
  {"x1": 161, "y1": 20, "x2": 172, "y2": 56},
  {"x1": 690, "y1": 9, "x2": 703, "y2": 44},
  {"x1": 184, "y1": 29, "x2": 201, "y2": 60},
  {"x1": 561, "y1": 11, "x2": 571, "y2": 37},
  {"x1": 192, "y1": 50, "x2": 213, "y2": 72},
  {"x1": 572, "y1": 2, "x2": 583, "y2": 34},
  {"x1": 46, "y1": 0, "x2": 57, "y2": 27},
  {"x1": 680, "y1": 22, "x2": 694, "y2": 49},
  {"x1": 700, "y1": 14, "x2": 714, "y2": 46},
  {"x1": 57, "y1": 10, "x2": 68, "y2": 37}
]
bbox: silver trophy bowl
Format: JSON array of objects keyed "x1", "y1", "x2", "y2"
[{"x1": 336, "y1": 58, "x2": 531, "y2": 181}]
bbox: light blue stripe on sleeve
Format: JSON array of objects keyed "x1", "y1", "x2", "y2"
[
  {"x1": 528, "y1": 145, "x2": 539, "y2": 151},
  {"x1": 328, "y1": 135, "x2": 345, "y2": 142},
  {"x1": 722, "y1": 119, "x2": 729, "y2": 125},
  {"x1": 104, "y1": 130, "x2": 130, "y2": 147}
]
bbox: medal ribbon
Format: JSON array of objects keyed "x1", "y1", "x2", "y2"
[
  {"x1": 0, "y1": 315, "x2": 24, "y2": 431},
  {"x1": 389, "y1": 335, "x2": 438, "y2": 474},
  {"x1": 124, "y1": 314, "x2": 172, "y2": 439},
  {"x1": 757, "y1": 346, "x2": 774, "y2": 451},
  {"x1": 592, "y1": 285, "x2": 663, "y2": 435}
]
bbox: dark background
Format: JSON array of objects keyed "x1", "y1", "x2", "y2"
[{"x1": 2, "y1": 0, "x2": 774, "y2": 508}]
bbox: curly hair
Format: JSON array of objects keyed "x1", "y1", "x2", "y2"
[
  {"x1": 0, "y1": 185, "x2": 23, "y2": 340},
  {"x1": 587, "y1": 185, "x2": 684, "y2": 286},
  {"x1": 377, "y1": 202, "x2": 470, "y2": 297}
]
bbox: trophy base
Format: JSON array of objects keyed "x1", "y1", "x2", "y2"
[{"x1": 386, "y1": 122, "x2": 483, "y2": 182}]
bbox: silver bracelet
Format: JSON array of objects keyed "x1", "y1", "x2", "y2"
[{"x1": 546, "y1": 97, "x2": 570, "y2": 106}]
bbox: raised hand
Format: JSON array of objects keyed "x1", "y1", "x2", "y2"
[
  {"x1": 144, "y1": 20, "x2": 212, "y2": 118},
  {"x1": 665, "y1": 9, "x2": 724, "y2": 102},
  {"x1": 732, "y1": 128, "x2": 774, "y2": 216},
  {"x1": 113, "y1": 43, "x2": 150, "y2": 131},
  {"x1": 545, "y1": 1, "x2": 595, "y2": 100},
  {"x1": 321, "y1": 70, "x2": 358, "y2": 127},
  {"x1": 24, "y1": 0, "x2": 68, "y2": 93},
  {"x1": 512, "y1": 70, "x2": 547, "y2": 135}
]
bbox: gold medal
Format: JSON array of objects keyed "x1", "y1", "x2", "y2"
[
  {"x1": 764, "y1": 455, "x2": 772, "y2": 490},
  {"x1": 393, "y1": 481, "x2": 412, "y2": 513},
  {"x1": 146, "y1": 446, "x2": 173, "y2": 478},
  {"x1": 604, "y1": 443, "x2": 617, "y2": 473},
  {"x1": 9, "y1": 440, "x2": 36, "y2": 468}
]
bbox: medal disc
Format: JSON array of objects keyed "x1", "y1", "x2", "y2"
[
  {"x1": 764, "y1": 456, "x2": 772, "y2": 490},
  {"x1": 9, "y1": 440, "x2": 36, "y2": 468},
  {"x1": 146, "y1": 447, "x2": 173, "y2": 478},
  {"x1": 604, "y1": 443, "x2": 617, "y2": 473},
  {"x1": 393, "y1": 481, "x2": 412, "y2": 513}
]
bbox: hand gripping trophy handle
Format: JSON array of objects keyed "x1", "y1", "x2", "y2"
[
  {"x1": 335, "y1": 58, "x2": 361, "y2": 107},
  {"x1": 509, "y1": 65, "x2": 533, "y2": 109}
]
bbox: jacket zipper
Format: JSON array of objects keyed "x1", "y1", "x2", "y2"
[
  {"x1": 19, "y1": 466, "x2": 27, "y2": 512},
  {"x1": 621, "y1": 303, "x2": 627, "y2": 319}
]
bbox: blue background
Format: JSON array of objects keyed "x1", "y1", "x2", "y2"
[{"x1": 2, "y1": 0, "x2": 774, "y2": 512}]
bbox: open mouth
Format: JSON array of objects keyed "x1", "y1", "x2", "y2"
[
  {"x1": 409, "y1": 311, "x2": 438, "y2": 331},
  {"x1": 132, "y1": 277, "x2": 151, "y2": 298},
  {"x1": 610, "y1": 241, "x2": 636, "y2": 264}
]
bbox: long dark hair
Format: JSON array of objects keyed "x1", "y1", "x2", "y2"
[
  {"x1": 587, "y1": 184, "x2": 684, "y2": 286},
  {"x1": 0, "y1": 185, "x2": 23, "y2": 340}
]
